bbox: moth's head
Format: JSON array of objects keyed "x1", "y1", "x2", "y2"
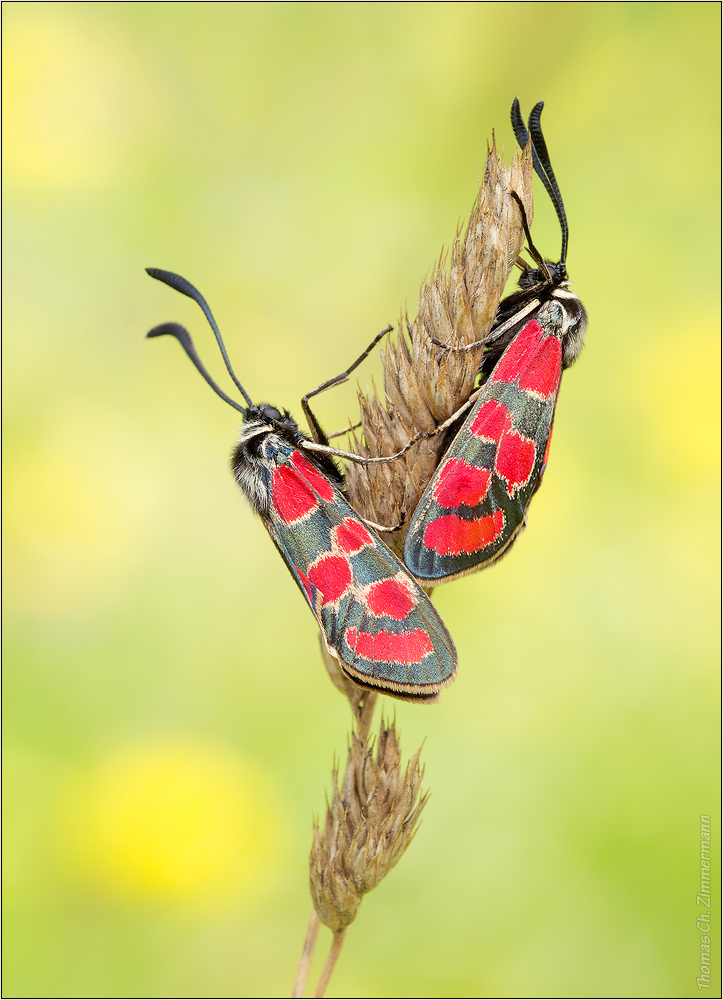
[
  {"x1": 245, "y1": 403, "x2": 297, "y2": 433},
  {"x1": 258, "y1": 403, "x2": 282, "y2": 422},
  {"x1": 518, "y1": 259, "x2": 567, "y2": 290}
]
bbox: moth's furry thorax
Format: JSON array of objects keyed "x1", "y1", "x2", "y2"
[{"x1": 231, "y1": 404, "x2": 343, "y2": 516}]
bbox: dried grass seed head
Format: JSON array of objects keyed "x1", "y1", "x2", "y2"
[
  {"x1": 309, "y1": 721, "x2": 428, "y2": 931},
  {"x1": 345, "y1": 141, "x2": 533, "y2": 555}
]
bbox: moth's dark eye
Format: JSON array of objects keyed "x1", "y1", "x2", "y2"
[
  {"x1": 519, "y1": 268, "x2": 540, "y2": 289},
  {"x1": 260, "y1": 405, "x2": 282, "y2": 421}
]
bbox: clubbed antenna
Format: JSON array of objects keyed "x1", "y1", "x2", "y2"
[
  {"x1": 527, "y1": 102, "x2": 568, "y2": 265},
  {"x1": 511, "y1": 97, "x2": 554, "y2": 204},
  {"x1": 510, "y1": 191, "x2": 551, "y2": 283},
  {"x1": 146, "y1": 321, "x2": 247, "y2": 414},
  {"x1": 510, "y1": 97, "x2": 569, "y2": 266},
  {"x1": 146, "y1": 268, "x2": 254, "y2": 407}
]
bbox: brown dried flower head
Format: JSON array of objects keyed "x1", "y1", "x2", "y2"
[
  {"x1": 345, "y1": 140, "x2": 533, "y2": 557},
  {"x1": 309, "y1": 721, "x2": 427, "y2": 932}
]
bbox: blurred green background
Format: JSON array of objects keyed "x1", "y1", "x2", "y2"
[{"x1": 3, "y1": 3, "x2": 719, "y2": 997}]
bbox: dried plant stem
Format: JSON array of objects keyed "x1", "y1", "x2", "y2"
[
  {"x1": 291, "y1": 908, "x2": 320, "y2": 999},
  {"x1": 298, "y1": 133, "x2": 532, "y2": 997},
  {"x1": 353, "y1": 690, "x2": 378, "y2": 742},
  {"x1": 292, "y1": 687, "x2": 377, "y2": 997},
  {"x1": 312, "y1": 929, "x2": 347, "y2": 999}
]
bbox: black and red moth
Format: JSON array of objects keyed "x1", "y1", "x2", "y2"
[
  {"x1": 403, "y1": 99, "x2": 588, "y2": 584},
  {"x1": 146, "y1": 268, "x2": 457, "y2": 702}
]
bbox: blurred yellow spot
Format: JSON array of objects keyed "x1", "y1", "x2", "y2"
[
  {"x1": 4, "y1": 446, "x2": 139, "y2": 618},
  {"x1": 627, "y1": 322, "x2": 719, "y2": 479},
  {"x1": 3, "y1": 17, "x2": 149, "y2": 191},
  {"x1": 63, "y1": 740, "x2": 280, "y2": 904}
]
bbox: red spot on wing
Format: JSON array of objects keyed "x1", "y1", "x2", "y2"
[
  {"x1": 488, "y1": 320, "x2": 561, "y2": 398},
  {"x1": 517, "y1": 335, "x2": 561, "y2": 396},
  {"x1": 334, "y1": 517, "x2": 373, "y2": 554},
  {"x1": 433, "y1": 458, "x2": 491, "y2": 508},
  {"x1": 346, "y1": 627, "x2": 433, "y2": 664},
  {"x1": 489, "y1": 320, "x2": 544, "y2": 384},
  {"x1": 272, "y1": 466, "x2": 318, "y2": 523},
  {"x1": 366, "y1": 577, "x2": 415, "y2": 620},
  {"x1": 495, "y1": 432, "x2": 536, "y2": 490},
  {"x1": 308, "y1": 555, "x2": 352, "y2": 604},
  {"x1": 291, "y1": 451, "x2": 336, "y2": 501},
  {"x1": 469, "y1": 399, "x2": 512, "y2": 441},
  {"x1": 423, "y1": 508, "x2": 505, "y2": 556}
]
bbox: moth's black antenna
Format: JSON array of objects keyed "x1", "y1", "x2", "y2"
[
  {"x1": 510, "y1": 96, "x2": 529, "y2": 147},
  {"x1": 511, "y1": 97, "x2": 558, "y2": 213},
  {"x1": 510, "y1": 98, "x2": 569, "y2": 268},
  {"x1": 510, "y1": 192, "x2": 551, "y2": 283},
  {"x1": 147, "y1": 321, "x2": 247, "y2": 415},
  {"x1": 527, "y1": 102, "x2": 569, "y2": 266},
  {"x1": 510, "y1": 96, "x2": 530, "y2": 150},
  {"x1": 146, "y1": 268, "x2": 254, "y2": 407}
]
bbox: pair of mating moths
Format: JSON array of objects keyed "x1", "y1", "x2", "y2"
[{"x1": 147, "y1": 99, "x2": 588, "y2": 703}]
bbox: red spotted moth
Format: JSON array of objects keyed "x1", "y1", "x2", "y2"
[
  {"x1": 403, "y1": 99, "x2": 588, "y2": 583},
  {"x1": 146, "y1": 269, "x2": 457, "y2": 702}
]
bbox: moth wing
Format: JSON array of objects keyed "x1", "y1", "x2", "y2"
[
  {"x1": 404, "y1": 318, "x2": 562, "y2": 583},
  {"x1": 263, "y1": 446, "x2": 457, "y2": 701}
]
